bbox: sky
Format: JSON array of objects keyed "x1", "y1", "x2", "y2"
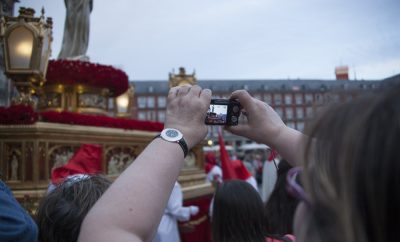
[{"x1": 16, "y1": 0, "x2": 400, "y2": 81}]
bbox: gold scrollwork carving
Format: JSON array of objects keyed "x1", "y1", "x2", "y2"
[{"x1": 179, "y1": 215, "x2": 208, "y2": 231}]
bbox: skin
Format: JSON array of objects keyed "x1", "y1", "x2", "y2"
[{"x1": 226, "y1": 90, "x2": 306, "y2": 167}]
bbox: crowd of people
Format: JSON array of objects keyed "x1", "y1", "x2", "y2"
[{"x1": 0, "y1": 84, "x2": 398, "y2": 242}]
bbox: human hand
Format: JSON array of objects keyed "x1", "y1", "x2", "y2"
[
  {"x1": 226, "y1": 90, "x2": 287, "y2": 147},
  {"x1": 189, "y1": 206, "x2": 199, "y2": 216},
  {"x1": 165, "y1": 85, "x2": 212, "y2": 149}
]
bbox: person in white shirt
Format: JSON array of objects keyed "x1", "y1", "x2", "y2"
[{"x1": 153, "y1": 182, "x2": 199, "y2": 242}]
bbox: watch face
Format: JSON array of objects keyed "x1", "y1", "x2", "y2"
[
  {"x1": 161, "y1": 128, "x2": 183, "y2": 142},
  {"x1": 166, "y1": 129, "x2": 179, "y2": 138}
]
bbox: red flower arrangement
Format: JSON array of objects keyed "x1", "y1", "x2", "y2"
[
  {"x1": 0, "y1": 106, "x2": 163, "y2": 132},
  {"x1": 0, "y1": 105, "x2": 38, "y2": 125},
  {"x1": 40, "y1": 111, "x2": 164, "y2": 132},
  {"x1": 46, "y1": 59, "x2": 129, "y2": 97}
]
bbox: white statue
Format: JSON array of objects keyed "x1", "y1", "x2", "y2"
[
  {"x1": 52, "y1": 150, "x2": 74, "y2": 170},
  {"x1": 58, "y1": 0, "x2": 93, "y2": 60},
  {"x1": 107, "y1": 156, "x2": 119, "y2": 176},
  {"x1": 11, "y1": 155, "x2": 18, "y2": 180}
]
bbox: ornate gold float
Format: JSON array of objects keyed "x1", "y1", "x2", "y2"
[{"x1": 0, "y1": 122, "x2": 212, "y2": 213}]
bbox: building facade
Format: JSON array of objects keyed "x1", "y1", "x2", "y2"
[{"x1": 131, "y1": 73, "x2": 387, "y2": 146}]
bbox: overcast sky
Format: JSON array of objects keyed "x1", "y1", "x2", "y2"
[{"x1": 16, "y1": 0, "x2": 400, "y2": 81}]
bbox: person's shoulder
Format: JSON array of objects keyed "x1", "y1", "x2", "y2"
[
  {"x1": 0, "y1": 180, "x2": 14, "y2": 200},
  {"x1": 0, "y1": 180, "x2": 38, "y2": 242}
]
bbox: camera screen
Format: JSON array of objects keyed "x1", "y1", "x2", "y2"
[{"x1": 206, "y1": 104, "x2": 228, "y2": 124}]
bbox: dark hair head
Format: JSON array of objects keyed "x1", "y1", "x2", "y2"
[
  {"x1": 212, "y1": 180, "x2": 266, "y2": 242},
  {"x1": 265, "y1": 159, "x2": 299, "y2": 236},
  {"x1": 300, "y1": 88, "x2": 400, "y2": 242},
  {"x1": 36, "y1": 174, "x2": 111, "y2": 242}
]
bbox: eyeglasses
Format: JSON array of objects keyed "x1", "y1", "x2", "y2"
[{"x1": 286, "y1": 166, "x2": 312, "y2": 205}]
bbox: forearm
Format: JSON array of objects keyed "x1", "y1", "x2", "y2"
[
  {"x1": 270, "y1": 126, "x2": 307, "y2": 167},
  {"x1": 78, "y1": 138, "x2": 186, "y2": 242}
]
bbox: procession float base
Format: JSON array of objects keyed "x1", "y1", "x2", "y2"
[{"x1": 0, "y1": 122, "x2": 213, "y2": 213}]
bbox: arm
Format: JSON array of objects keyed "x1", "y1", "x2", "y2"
[
  {"x1": 226, "y1": 90, "x2": 306, "y2": 166},
  {"x1": 78, "y1": 85, "x2": 211, "y2": 242}
]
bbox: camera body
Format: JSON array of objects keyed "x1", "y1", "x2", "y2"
[{"x1": 205, "y1": 99, "x2": 241, "y2": 126}]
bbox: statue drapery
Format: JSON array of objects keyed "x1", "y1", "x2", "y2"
[{"x1": 58, "y1": 0, "x2": 93, "y2": 60}]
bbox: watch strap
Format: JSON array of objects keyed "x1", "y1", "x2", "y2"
[{"x1": 154, "y1": 134, "x2": 189, "y2": 158}]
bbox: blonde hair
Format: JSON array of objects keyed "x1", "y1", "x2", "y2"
[{"x1": 300, "y1": 88, "x2": 400, "y2": 242}]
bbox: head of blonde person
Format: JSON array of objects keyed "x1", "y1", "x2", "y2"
[{"x1": 295, "y1": 88, "x2": 399, "y2": 242}]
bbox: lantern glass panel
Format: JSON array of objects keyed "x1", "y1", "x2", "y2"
[
  {"x1": 8, "y1": 26, "x2": 34, "y2": 69},
  {"x1": 40, "y1": 30, "x2": 50, "y2": 73},
  {"x1": 116, "y1": 93, "x2": 129, "y2": 113}
]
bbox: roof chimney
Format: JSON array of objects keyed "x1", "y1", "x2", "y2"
[{"x1": 335, "y1": 66, "x2": 349, "y2": 80}]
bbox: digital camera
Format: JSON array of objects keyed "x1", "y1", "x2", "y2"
[{"x1": 205, "y1": 99, "x2": 241, "y2": 126}]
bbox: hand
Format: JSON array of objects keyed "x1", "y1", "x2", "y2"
[
  {"x1": 189, "y1": 206, "x2": 199, "y2": 216},
  {"x1": 226, "y1": 90, "x2": 287, "y2": 147},
  {"x1": 165, "y1": 85, "x2": 212, "y2": 149}
]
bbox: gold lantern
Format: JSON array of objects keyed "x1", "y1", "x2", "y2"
[
  {"x1": 115, "y1": 84, "x2": 134, "y2": 117},
  {"x1": 0, "y1": 7, "x2": 53, "y2": 106}
]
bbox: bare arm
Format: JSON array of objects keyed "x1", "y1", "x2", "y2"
[
  {"x1": 226, "y1": 90, "x2": 306, "y2": 166},
  {"x1": 78, "y1": 85, "x2": 211, "y2": 242}
]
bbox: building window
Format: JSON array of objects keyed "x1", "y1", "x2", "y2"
[
  {"x1": 315, "y1": 105, "x2": 324, "y2": 115},
  {"x1": 305, "y1": 94, "x2": 313, "y2": 104},
  {"x1": 253, "y1": 94, "x2": 261, "y2": 100},
  {"x1": 147, "y1": 96, "x2": 155, "y2": 108},
  {"x1": 138, "y1": 97, "x2": 146, "y2": 108},
  {"x1": 332, "y1": 94, "x2": 340, "y2": 102},
  {"x1": 297, "y1": 122, "x2": 304, "y2": 131},
  {"x1": 296, "y1": 107, "x2": 304, "y2": 119},
  {"x1": 138, "y1": 111, "x2": 146, "y2": 120},
  {"x1": 264, "y1": 94, "x2": 272, "y2": 104},
  {"x1": 324, "y1": 93, "x2": 332, "y2": 103},
  {"x1": 157, "y1": 111, "x2": 165, "y2": 122},
  {"x1": 157, "y1": 96, "x2": 166, "y2": 108},
  {"x1": 212, "y1": 94, "x2": 222, "y2": 99},
  {"x1": 108, "y1": 98, "x2": 114, "y2": 109},
  {"x1": 274, "y1": 94, "x2": 282, "y2": 105},
  {"x1": 287, "y1": 121, "x2": 295, "y2": 129},
  {"x1": 285, "y1": 107, "x2": 293, "y2": 119},
  {"x1": 284, "y1": 94, "x2": 292, "y2": 105},
  {"x1": 148, "y1": 111, "x2": 156, "y2": 120},
  {"x1": 346, "y1": 95, "x2": 353, "y2": 101},
  {"x1": 295, "y1": 94, "x2": 303, "y2": 105},
  {"x1": 221, "y1": 94, "x2": 230, "y2": 99},
  {"x1": 275, "y1": 107, "x2": 283, "y2": 117},
  {"x1": 315, "y1": 94, "x2": 323, "y2": 104},
  {"x1": 306, "y1": 106, "x2": 313, "y2": 117}
]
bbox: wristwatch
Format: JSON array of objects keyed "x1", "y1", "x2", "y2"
[{"x1": 155, "y1": 128, "x2": 189, "y2": 157}]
